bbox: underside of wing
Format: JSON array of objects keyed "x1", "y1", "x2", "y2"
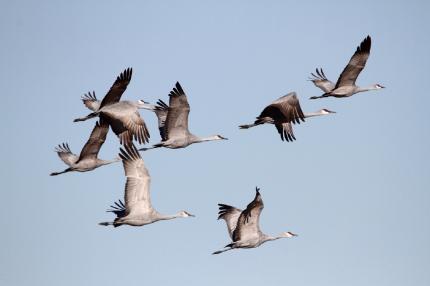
[
  {"x1": 275, "y1": 122, "x2": 296, "y2": 142},
  {"x1": 217, "y1": 204, "x2": 242, "y2": 239},
  {"x1": 154, "y1": 99, "x2": 169, "y2": 141},
  {"x1": 81, "y1": 91, "x2": 101, "y2": 111},
  {"x1": 54, "y1": 143, "x2": 78, "y2": 166},
  {"x1": 335, "y1": 35, "x2": 371, "y2": 88},
  {"x1": 309, "y1": 68, "x2": 335, "y2": 93}
]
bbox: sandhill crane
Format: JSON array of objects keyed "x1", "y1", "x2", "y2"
[
  {"x1": 74, "y1": 68, "x2": 150, "y2": 146},
  {"x1": 99, "y1": 144, "x2": 195, "y2": 227},
  {"x1": 239, "y1": 92, "x2": 335, "y2": 142},
  {"x1": 309, "y1": 35, "x2": 385, "y2": 99},
  {"x1": 50, "y1": 120, "x2": 119, "y2": 176},
  {"x1": 138, "y1": 82, "x2": 227, "y2": 151},
  {"x1": 213, "y1": 187, "x2": 297, "y2": 255}
]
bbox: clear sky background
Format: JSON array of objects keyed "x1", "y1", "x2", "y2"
[{"x1": 1, "y1": 1, "x2": 429, "y2": 285}]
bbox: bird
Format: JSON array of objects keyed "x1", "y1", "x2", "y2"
[
  {"x1": 212, "y1": 187, "x2": 297, "y2": 255},
  {"x1": 309, "y1": 35, "x2": 385, "y2": 99},
  {"x1": 99, "y1": 144, "x2": 195, "y2": 227},
  {"x1": 50, "y1": 120, "x2": 119, "y2": 176},
  {"x1": 138, "y1": 82, "x2": 228, "y2": 151},
  {"x1": 239, "y1": 92, "x2": 336, "y2": 142},
  {"x1": 73, "y1": 68, "x2": 150, "y2": 146}
]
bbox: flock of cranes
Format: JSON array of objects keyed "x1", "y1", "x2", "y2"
[{"x1": 51, "y1": 35, "x2": 384, "y2": 254}]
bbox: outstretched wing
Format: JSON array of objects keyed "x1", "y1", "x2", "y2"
[
  {"x1": 165, "y1": 82, "x2": 191, "y2": 139},
  {"x1": 257, "y1": 92, "x2": 305, "y2": 125},
  {"x1": 335, "y1": 35, "x2": 371, "y2": 88},
  {"x1": 118, "y1": 144, "x2": 152, "y2": 214},
  {"x1": 154, "y1": 99, "x2": 169, "y2": 141},
  {"x1": 309, "y1": 68, "x2": 335, "y2": 93},
  {"x1": 106, "y1": 200, "x2": 126, "y2": 218},
  {"x1": 54, "y1": 143, "x2": 78, "y2": 166},
  {"x1": 275, "y1": 122, "x2": 296, "y2": 142},
  {"x1": 99, "y1": 68, "x2": 133, "y2": 108},
  {"x1": 81, "y1": 91, "x2": 101, "y2": 111},
  {"x1": 77, "y1": 119, "x2": 109, "y2": 161},
  {"x1": 232, "y1": 187, "x2": 264, "y2": 242},
  {"x1": 217, "y1": 204, "x2": 242, "y2": 239}
]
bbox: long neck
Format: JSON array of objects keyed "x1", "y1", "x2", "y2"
[
  {"x1": 157, "y1": 212, "x2": 183, "y2": 221},
  {"x1": 357, "y1": 85, "x2": 378, "y2": 93},
  {"x1": 99, "y1": 158, "x2": 120, "y2": 166},
  {"x1": 261, "y1": 233, "x2": 289, "y2": 244},
  {"x1": 192, "y1": 135, "x2": 220, "y2": 144},
  {"x1": 304, "y1": 111, "x2": 327, "y2": 118}
]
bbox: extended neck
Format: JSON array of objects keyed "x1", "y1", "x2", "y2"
[
  {"x1": 262, "y1": 232, "x2": 295, "y2": 244},
  {"x1": 100, "y1": 158, "x2": 121, "y2": 166},
  {"x1": 304, "y1": 110, "x2": 330, "y2": 118},
  {"x1": 157, "y1": 212, "x2": 183, "y2": 221},
  {"x1": 357, "y1": 85, "x2": 379, "y2": 93},
  {"x1": 193, "y1": 135, "x2": 221, "y2": 144}
]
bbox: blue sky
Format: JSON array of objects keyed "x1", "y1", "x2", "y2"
[{"x1": 1, "y1": 1, "x2": 429, "y2": 285}]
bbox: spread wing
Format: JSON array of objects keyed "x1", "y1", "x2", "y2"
[
  {"x1": 99, "y1": 68, "x2": 133, "y2": 108},
  {"x1": 275, "y1": 122, "x2": 296, "y2": 142},
  {"x1": 232, "y1": 188, "x2": 264, "y2": 242},
  {"x1": 309, "y1": 68, "x2": 335, "y2": 93},
  {"x1": 154, "y1": 99, "x2": 169, "y2": 141},
  {"x1": 217, "y1": 204, "x2": 242, "y2": 239},
  {"x1": 335, "y1": 35, "x2": 371, "y2": 88},
  {"x1": 77, "y1": 120, "x2": 109, "y2": 162},
  {"x1": 257, "y1": 92, "x2": 305, "y2": 125},
  {"x1": 54, "y1": 143, "x2": 78, "y2": 166},
  {"x1": 119, "y1": 144, "x2": 152, "y2": 214},
  {"x1": 81, "y1": 91, "x2": 101, "y2": 111},
  {"x1": 165, "y1": 82, "x2": 191, "y2": 139}
]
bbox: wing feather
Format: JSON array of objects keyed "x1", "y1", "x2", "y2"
[
  {"x1": 165, "y1": 82, "x2": 191, "y2": 139},
  {"x1": 99, "y1": 68, "x2": 133, "y2": 108},
  {"x1": 118, "y1": 144, "x2": 152, "y2": 213},
  {"x1": 232, "y1": 188, "x2": 264, "y2": 242},
  {"x1": 217, "y1": 204, "x2": 242, "y2": 239},
  {"x1": 77, "y1": 120, "x2": 109, "y2": 161},
  {"x1": 335, "y1": 36, "x2": 371, "y2": 88}
]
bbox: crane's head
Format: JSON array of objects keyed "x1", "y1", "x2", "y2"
[
  {"x1": 138, "y1": 99, "x2": 150, "y2": 105},
  {"x1": 320, "y1": 109, "x2": 336, "y2": 114},
  {"x1": 179, "y1": 211, "x2": 195, "y2": 218},
  {"x1": 374, "y1": 84, "x2": 385, "y2": 89},
  {"x1": 281, "y1": 231, "x2": 298, "y2": 238},
  {"x1": 215, "y1": 135, "x2": 228, "y2": 140}
]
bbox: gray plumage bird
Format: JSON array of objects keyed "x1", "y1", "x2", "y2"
[
  {"x1": 139, "y1": 82, "x2": 228, "y2": 151},
  {"x1": 99, "y1": 144, "x2": 195, "y2": 227},
  {"x1": 213, "y1": 187, "x2": 297, "y2": 255},
  {"x1": 50, "y1": 120, "x2": 119, "y2": 176},
  {"x1": 239, "y1": 92, "x2": 335, "y2": 142},
  {"x1": 309, "y1": 36, "x2": 385, "y2": 99},
  {"x1": 74, "y1": 68, "x2": 150, "y2": 146}
]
